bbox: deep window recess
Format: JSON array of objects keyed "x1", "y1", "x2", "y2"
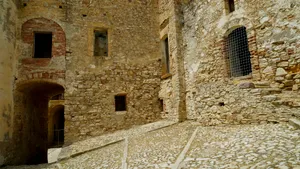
[
  {"x1": 162, "y1": 37, "x2": 170, "y2": 75},
  {"x1": 94, "y1": 30, "x2": 108, "y2": 56},
  {"x1": 34, "y1": 33, "x2": 52, "y2": 58},
  {"x1": 225, "y1": 26, "x2": 252, "y2": 77},
  {"x1": 225, "y1": 0, "x2": 235, "y2": 13},
  {"x1": 115, "y1": 95, "x2": 126, "y2": 111},
  {"x1": 165, "y1": 38, "x2": 170, "y2": 73},
  {"x1": 160, "y1": 99, "x2": 164, "y2": 112}
]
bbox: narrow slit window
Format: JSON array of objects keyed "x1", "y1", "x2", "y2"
[
  {"x1": 225, "y1": 0, "x2": 235, "y2": 14},
  {"x1": 225, "y1": 26, "x2": 252, "y2": 77},
  {"x1": 159, "y1": 99, "x2": 164, "y2": 112},
  {"x1": 161, "y1": 37, "x2": 170, "y2": 75},
  {"x1": 34, "y1": 33, "x2": 52, "y2": 58},
  {"x1": 115, "y1": 95, "x2": 126, "y2": 111},
  {"x1": 94, "y1": 30, "x2": 108, "y2": 56},
  {"x1": 164, "y1": 38, "x2": 170, "y2": 73}
]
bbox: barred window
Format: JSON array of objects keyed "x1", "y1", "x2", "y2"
[{"x1": 225, "y1": 26, "x2": 252, "y2": 77}]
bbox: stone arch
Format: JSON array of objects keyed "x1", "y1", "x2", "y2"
[
  {"x1": 16, "y1": 78, "x2": 65, "y2": 92},
  {"x1": 13, "y1": 80, "x2": 64, "y2": 164},
  {"x1": 21, "y1": 17, "x2": 66, "y2": 58},
  {"x1": 221, "y1": 17, "x2": 255, "y2": 36},
  {"x1": 219, "y1": 17, "x2": 260, "y2": 80}
]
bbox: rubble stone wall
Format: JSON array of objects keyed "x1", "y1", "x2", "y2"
[
  {"x1": 182, "y1": 0, "x2": 300, "y2": 125},
  {"x1": 158, "y1": 0, "x2": 187, "y2": 121},
  {"x1": 64, "y1": 0, "x2": 162, "y2": 143}
]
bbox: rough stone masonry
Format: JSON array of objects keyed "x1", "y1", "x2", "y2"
[{"x1": 0, "y1": 0, "x2": 299, "y2": 166}]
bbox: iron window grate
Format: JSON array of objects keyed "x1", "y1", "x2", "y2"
[{"x1": 225, "y1": 26, "x2": 252, "y2": 77}]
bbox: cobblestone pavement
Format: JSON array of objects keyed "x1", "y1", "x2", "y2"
[{"x1": 4, "y1": 122, "x2": 300, "y2": 169}]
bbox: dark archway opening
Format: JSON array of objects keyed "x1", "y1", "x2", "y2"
[{"x1": 14, "y1": 81, "x2": 64, "y2": 165}]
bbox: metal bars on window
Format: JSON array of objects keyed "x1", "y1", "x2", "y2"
[{"x1": 225, "y1": 26, "x2": 252, "y2": 77}]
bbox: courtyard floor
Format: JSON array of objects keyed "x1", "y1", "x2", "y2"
[{"x1": 4, "y1": 121, "x2": 300, "y2": 169}]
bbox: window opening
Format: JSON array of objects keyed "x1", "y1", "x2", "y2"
[
  {"x1": 115, "y1": 95, "x2": 126, "y2": 111},
  {"x1": 94, "y1": 30, "x2": 108, "y2": 56},
  {"x1": 225, "y1": 26, "x2": 252, "y2": 77},
  {"x1": 160, "y1": 99, "x2": 164, "y2": 112},
  {"x1": 225, "y1": 0, "x2": 235, "y2": 13},
  {"x1": 52, "y1": 107, "x2": 64, "y2": 147},
  {"x1": 34, "y1": 33, "x2": 52, "y2": 58},
  {"x1": 163, "y1": 37, "x2": 170, "y2": 74},
  {"x1": 165, "y1": 38, "x2": 170, "y2": 73}
]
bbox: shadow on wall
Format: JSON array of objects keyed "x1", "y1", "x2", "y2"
[{"x1": 14, "y1": 80, "x2": 64, "y2": 165}]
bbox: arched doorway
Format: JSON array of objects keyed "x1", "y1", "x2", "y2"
[{"x1": 14, "y1": 80, "x2": 64, "y2": 164}]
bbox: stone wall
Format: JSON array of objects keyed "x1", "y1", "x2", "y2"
[
  {"x1": 3, "y1": 0, "x2": 300, "y2": 166},
  {"x1": 6, "y1": 0, "x2": 66, "y2": 165},
  {"x1": 64, "y1": 0, "x2": 162, "y2": 143},
  {"x1": 158, "y1": 0, "x2": 187, "y2": 121},
  {"x1": 17, "y1": 0, "x2": 66, "y2": 83},
  {"x1": 182, "y1": 0, "x2": 300, "y2": 125},
  {"x1": 0, "y1": 0, "x2": 18, "y2": 166},
  {"x1": 2, "y1": 0, "x2": 163, "y2": 165}
]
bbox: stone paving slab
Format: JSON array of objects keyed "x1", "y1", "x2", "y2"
[
  {"x1": 181, "y1": 124, "x2": 300, "y2": 169},
  {"x1": 127, "y1": 122, "x2": 197, "y2": 168},
  {"x1": 58, "y1": 120, "x2": 177, "y2": 161},
  {"x1": 59, "y1": 141, "x2": 124, "y2": 169},
  {"x1": 47, "y1": 148, "x2": 62, "y2": 163}
]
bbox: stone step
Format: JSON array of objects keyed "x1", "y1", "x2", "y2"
[
  {"x1": 254, "y1": 81, "x2": 270, "y2": 88},
  {"x1": 260, "y1": 88, "x2": 282, "y2": 96},
  {"x1": 272, "y1": 100, "x2": 300, "y2": 107},
  {"x1": 289, "y1": 118, "x2": 300, "y2": 129},
  {"x1": 276, "y1": 92, "x2": 300, "y2": 99}
]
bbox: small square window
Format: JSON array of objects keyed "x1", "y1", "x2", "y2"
[
  {"x1": 34, "y1": 33, "x2": 52, "y2": 58},
  {"x1": 225, "y1": 0, "x2": 235, "y2": 14},
  {"x1": 115, "y1": 95, "x2": 126, "y2": 111},
  {"x1": 94, "y1": 30, "x2": 108, "y2": 56}
]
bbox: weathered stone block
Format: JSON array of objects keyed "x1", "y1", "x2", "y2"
[
  {"x1": 277, "y1": 62, "x2": 289, "y2": 67},
  {"x1": 239, "y1": 82, "x2": 255, "y2": 89},
  {"x1": 292, "y1": 84, "x2": 299, "y2": 91},
  {"x1": 283, "y1": 80, "x2": 294, "y2": 87},
  {"x1": 276, "y1": 68, "x2": 288, "y2": 76},
  {"x1": 262, "y1": 95, "x2": 277, "y2": 102}
]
